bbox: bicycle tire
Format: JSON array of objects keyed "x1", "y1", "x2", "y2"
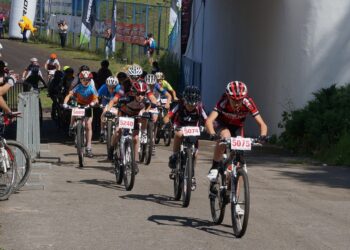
[
  {"x1": 163, "y1": 127, "x2": 171, "y2": 146},
  {"x1": 154, "y1": 124, "x2": 160, "y2": 144},
  {"x1": 144, "y1": 121, "x2": 154, "y2": 165},
  {"x1": 139, "y1": 143, "x2": 145, "y2": 163},
  {"x1": 182, "y1": 148, "x2": 193, "y2": 207},
  {"x1": 0, "y1": 145, "x2": 16, "y2": 201},
  {"x1": 76, "y1": 121, "x2": 84, "y2": 168},
  {"x1": 7, "y1": 140, "x2": 32, "y2": 191},
  {"x1": 114, "y1": 144, "x2": 123, "y2": 184},
  {"x1": 209, "y1": 168, "x2": 226, "y2": 224},
  {"x1": 123, "y1": 138, "x2": 135, "y2": 191},
  {"x1": 231, "y1": 168, "x2": 250, "y2": 238},
  {"x1": 173, "y1": 153, "x2": 182, "y2": 201},
  {"x1": 106, "y1": 120, "x2": 113, "y2": 157}
]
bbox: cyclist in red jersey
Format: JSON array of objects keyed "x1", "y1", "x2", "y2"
[{"x1": 205, "y1": 81, "x2": 268, "y2": 181}]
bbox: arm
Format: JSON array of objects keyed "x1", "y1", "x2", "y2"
[
  {"x1": 0, "y1": 83, "x2": 11, "y2": 96},
  {"x1": 44, "y1": 62, "x2": 48, "y2": 71},
  {"x1": 63, "y1": 91, "x2": 74, "y2": 104},
  {"x1": 254, "y1": 114, "x2": 268, "y2": 136},
  {"x1": 163, "y1": 113, "x2": 171, "y2": 124},
  {"x1": 22, "y1": 69, "x2": 28, "y2": 79},
  {"x1": 147, "y1": 92, "x2": 158, "y2": 105},
  {"x1": 0, "y1": 96, "x2": 11, "y2": 113},
  {"x1": 39, "y1": 75, "x2": 47, "y2": 88},
  {"x1": 205, "y1": 110, "x2": 219, "y2": 135},
  {"x1": 107, "y1": 95, "x2": 119, "y2": 111}
]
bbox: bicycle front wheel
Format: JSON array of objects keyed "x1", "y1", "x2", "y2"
[
  {"x1": 231, "y1": 168, "x2": 250, "y2": 238},
  {"x1": 144, "y1": 121, "x2": 154, "y2": 165},
  {"x1": 123, "y1": 138, "x2": 135, "y2": 191},
  {"x1": 0, "y1": 145, "x2": 16, "y2": 200},
  {"x1": 106, "y1": 120, "x2": 113, "y2": 159},
  {"x1": 173, "y1": 153, "x2": 182, "y2": 201},
  {"x1": 182, "y1": 148, "x2": 193, "y2": 207},
  {"x1": 76, "y1": 121, "x2": 84, "y2": 168},
  {"x1": 163, "y1": 127, "x2": 171, "y2": 146},
  {"x1": 114, "y1": 145, "x2": 123, "y2": 184},
  {"x1": 209, "y1": 167, "x2": 226, "y2": 224},
  {"x1": 7, "y1": 140, "x2": 32, "y2": 191}
]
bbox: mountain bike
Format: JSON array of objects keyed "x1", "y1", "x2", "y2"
[
  {"x1": 154, "y1": 100, "x2": 172, "y2": 146},
  {"x1": 103, "y1": 107, "x2": 118, "y2": 160},
  {"x1": 67, "y1": 105, "x2": 90, "y2": 168},
  {"x1": 173, "y1": 126, "x2": 201, "y2": 207},
  {"x1": 138, "y1": 112, "x2": 154, "y2": 165},
  {"x1": 209, "y1": 136, "x2": 261, "y2": 238},
  {"x1": 114, "y1": 116, "x2": 137, "y2": 191}
]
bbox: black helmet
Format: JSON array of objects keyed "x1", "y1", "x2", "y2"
[
  {"x1": 79, "y1": 65, "x2": 90, "y2": 72},
  {"x1": 183, "y1": 85, "x2": 201, "y2": 105}
]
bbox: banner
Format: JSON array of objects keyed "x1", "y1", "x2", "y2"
[
  {"x1": 111, "y1": 0, "x2": 117, "y2": 52},
  {"x1": 116, "y1": 23, "x2": 145, "y2": 46},
  {"x1": 80, "y1": 0, "x2": 96, "y2": 45}
]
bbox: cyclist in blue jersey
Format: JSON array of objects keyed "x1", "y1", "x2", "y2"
[{"x1": 98, "y1": 76, "x2": 123, "y2": 142}]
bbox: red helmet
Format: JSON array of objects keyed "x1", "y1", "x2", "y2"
[
  {"x1": 79, "y1": 70, "x2": 93, "y2": 80},
  {"x1": 132, "y1": 80, "x2": 147, "y2": 94},
  {"x1": 226, "y1": 81, "x2": 248, "y2": 100}
]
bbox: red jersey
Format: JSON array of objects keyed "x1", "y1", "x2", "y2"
[{"x1": 214, "y1": 94, "x2": 259, "y2": 127}]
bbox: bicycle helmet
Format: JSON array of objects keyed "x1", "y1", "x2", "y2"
[
  {"x1": 79, "y1": 70, "x2": 93, "y2": 80},
  {"x1": 132, "y1": 80, "x2": 147, "y2": 93},
  {"x1": 145, "y1": 74, "x2": 157, "y2": 86},
  {"x1": 30, "y1": 57, "x2": 38, "y2": 63},
  {"x1": 106, "y1": 76, "x2": 119, "y2": 87},
  {"x1": 127, "y1": 64, "x2": 143, "y2": 78},
  {"x1": 63, "y1": 65, "x2": 70, "y2": 71},
  {"x1": 155, "y1": 72, "x2": 165, "y2": 80},
  {"x1": 226, "y1": 81, "x2": 248, "y2": 100},
  {"x1": 50, "y1": 53, "x2": 57, "y2": 59},
  {"x1": 183, "y1": 85, "x2": 201, "y2": 105}
]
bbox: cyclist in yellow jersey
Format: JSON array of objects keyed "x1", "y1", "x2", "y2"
[{"x1": 155, "y1": 72, "x2": 178, "y2": 101}]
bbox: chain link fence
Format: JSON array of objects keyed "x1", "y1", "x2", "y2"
[{"x1": 35, "y1": 0, "x2": 170, "y2": 64}]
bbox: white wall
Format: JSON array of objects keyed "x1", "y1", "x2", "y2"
[{"x1": 186, "y1": 0, "x2": 350, "y2": 135}]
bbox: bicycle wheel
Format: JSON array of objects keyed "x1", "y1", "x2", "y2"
[
  {"x1": 139, "y1": 142, "x2": 145, "y2": 163},
  {"x1": 106, "y1": 120, "x2": 113, "y2": 160},
  {"x1": 76, "y1": 121, "x2": 84, "y2": 168},
  {"x1": 182, "y1": 148, "x2": 193, "y2": 207},
  {"x1": 154, "y1": 124, "x2": 161, "y2": 144},
  {"x1": 7, "y1": 140, "x2": 32, "y2": 191},
  {"x1": 0, "y1": 145, "x2": 16, "y2": 201},
  {"x1": 209, "y1": 167, "x2": 226, "y2": 224},
  {"x1": 163, "y1": 127, "x2": 171, "y2": 146},
  {"x1": 144, "y1": 121, "x2": 154, "y2": 165},
  {"x1": 123, "y1": 138, "x2": 135, "y2": 191},
  {"x1": 173, "y1": 153, "x2": 182, "y2": 201},
  {"x1": 231, "y1": 168, "x2": 250, "y2": 238},
  {"x1": 114, "y1": 145, "x2": 123, "y2": 184}
]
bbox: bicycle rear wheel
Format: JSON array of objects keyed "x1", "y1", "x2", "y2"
[
  {"x1": 209, "y1": 167, "x2": 226, "y2": 224},
  {"x1": 144, "y1": 121, "x2": 154, "y2": 165},
  {"x1": 106, "y1": 120, "x2": 113, "y2": 159},
  {"x1": 7, "y1": 140, "x2": 32, "y2": 191},
  {"x1": 0, "y1": 145, "x2": 16, "y2": 200},
  {"x1": 76, "y1": 122, "x2": 84, "y2": 168},
  {"x1": 123, "y1": 138, "x2": 135, "y2": 191},
  {"x1": 231, "y1": 168, "x2": 250, "y2": 238},
  {"x1": 182, "y1": 148, "x2": 193, "y2": 207}
]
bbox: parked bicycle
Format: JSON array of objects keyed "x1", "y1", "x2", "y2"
[
  {"x1": 173, "y1": 126, "x2": 201, "y2": 207},
  {"x1": 209, "y1": 136, "x2": 262, "y2": 237}
]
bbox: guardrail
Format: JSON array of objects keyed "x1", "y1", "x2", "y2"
[
  {"x1": 17, "y1": 91, "x2": 40, "y2": 159},
  {"x1": 5, "y1": 82, "x2": 23, "y2": 112}
]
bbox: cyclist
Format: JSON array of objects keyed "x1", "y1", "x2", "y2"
[
  {"x1": 164, "y1": 85, "x2": 207, "y2": 189},
  {"x1": 111, "y1": 80, "x2": 150, "y2": 174},
  {"x1": 44, "y1": 53, "x2": 61, "y2": 79},
  {"x1": 22, "y1": 58, "x2": 46, "y2": 90},
  {"x1": 63, "y1": 70, "x2": 99, "y2": 158},
  {"x1": 98, "y1": 76, "x2": 123, "y2": 142},
  {"x1": 205, "y1": 81, "x2": 268, "y2": 181},
  {"x1": 0, "y1": 60, "x2": 15, "y2": 114},
  {"x1": 155, "y1": 72, "x2": 178, "y2": 101}
]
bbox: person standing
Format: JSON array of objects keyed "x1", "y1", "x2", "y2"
[
  {"x1": 58, "y1": 20, "x2": 68, "y2": 48},
  {"x1": 104, "y1": 28, "x2": 113, "y2": 60},
  {"x1": 0, "y1": 14, "x2": 5, "y2": 39},
  {"x1": 96, "y1": 60, "x2": 112, "y2": 90},
  {"x1": 144, "y1": 33, "x2": 156, "y2": 65}
]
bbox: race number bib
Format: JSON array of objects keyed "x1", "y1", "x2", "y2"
[
  {"x1": 72, "y1": 108, "x2": 85, "y2": 117},
  {"x1": 161, "y1": 99, "x2": 168, "y2": 104},
  {"x1": 119, "y1": 117, "x2": 135, "y2": 129},
  {"x1": 231, "y1": 137, "x2": 252, "y2": 150},
  {"x1": 182, "y1": 126, "x2": 200, "y2": 137}
]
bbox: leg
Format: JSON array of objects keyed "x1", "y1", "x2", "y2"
[
  {"x1": 85, "y1": 117, "x2": 93, "y2": 149},
  {"x1": 100, "y1": 109, "x2": 106, "y2": 142}
]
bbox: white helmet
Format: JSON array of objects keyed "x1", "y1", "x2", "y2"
[
  {"x1": 106, "y1": 76, "x2": 119, "y2": 87},
  {"x1": 155, "y1": 72, "x2": 165, "y2": 80},
  {"x1": 30, "y1": 57, "x2": 38, "y2": 63},
  {"x1": 127, "y1": 64, "x2": 143, "y2": 78},
  {"x1": 145, "y1": 74, "x2": 157, "y2": 85}
]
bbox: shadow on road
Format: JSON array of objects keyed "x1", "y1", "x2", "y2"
[
  {"x1": 67, "y1": 178, "x2": 126, "y2": 191},
  {"x1": 119, "y1": 193, "x2": 183, "y2": 208},
  {"x1": 148, "y1": 215, "x2": 235, "y2": 238}
]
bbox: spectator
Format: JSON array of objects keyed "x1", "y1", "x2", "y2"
[
  {"x1": 58, "y1": 20, "x2": 68, "y2": 48},
  {"x1": 96, "y1": 60, "x2": 112, "y2": 90},
  {"x1": 151, "y1": 61, "x2": 160, "y2": 74},
  {"x1": 104, "y1": 28, "x2": 114, "y2": 60},
  {"x1": 0, "y1": 14, "x2": 4, "y2": 39},
  {"x1": 144, "y1": 33, "x2": 156, "y2": 65}
]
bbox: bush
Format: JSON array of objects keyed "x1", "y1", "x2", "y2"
[{"x1": 278, "y1": 84, "x2": 350, "y2": 165}]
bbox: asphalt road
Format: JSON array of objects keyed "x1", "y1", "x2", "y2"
[{"x1": 0, "y1": 39, "x2": 350, "y2": 250}]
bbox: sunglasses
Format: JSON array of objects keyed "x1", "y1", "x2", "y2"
[{"x1": 136, "y1": 92, "x2": 146, "y2": 96}]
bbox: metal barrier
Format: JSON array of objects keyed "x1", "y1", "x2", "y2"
[
  {"x1": 5, "y1": 83, "x2": 23, "y2": 112},
  {"x1": 17, "y1": 91, "x2": 41, "y2": 159}
]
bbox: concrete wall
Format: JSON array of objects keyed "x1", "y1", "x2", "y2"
[{"x1": 185, "y1": 0, "x2": 350, "y2": 135}]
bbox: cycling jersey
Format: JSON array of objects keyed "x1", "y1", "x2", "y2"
[
  {"x1": 149, "y1": 83, "x2": 167, "y2": 101},
  {"x1": 72, "y1": 83, "x2": 98, "y2": 105},
  {"x1": 160, "y1": 80, "x2": 174, "y2": 92},
  {"x1": 46, "y1": 59, "x2": 60, "y2": 70},
  {"x1": 214, "y1": 94, "x2": 259, "y2": 127},
  {"x1": 168, "y1": 100, "x2": 207, "y2": 127},
  {"x1": 118, "y1": 96, "x2": 150, "y2": 117},
  {"x1": 98, "y1": 84, "x2": 123, "y2": 106}
]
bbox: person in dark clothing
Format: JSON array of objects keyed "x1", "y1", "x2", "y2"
[
  {"x1": 96, "y1": 60, "x2": 112, "y2": 90},
  {"x1": 151, "y1": 61, "x2": 160, "y2": 74},
  {"x1": 62, "y1": 67, "x2": 75, "y2": 95}
]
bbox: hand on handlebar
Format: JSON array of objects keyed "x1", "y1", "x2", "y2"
[
  {"x1": 258, "y1": 135, "x2": 269, "y2": 144},
  {"x1": 209, "y1": 134, "x2": 221, "y2": 141}
]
